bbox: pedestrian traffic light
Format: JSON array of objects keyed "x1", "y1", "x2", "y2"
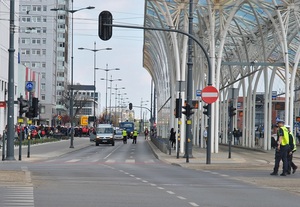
[
  {"x1": 203, "y1": 105, "x2": 209, "y2": 116},
  {"x1": 18, "y1": 96, "x2": 29, "y2": 117},
  {"x1": 98, "y1": 10, "x2": 113, "y2": 41},
  {"x1": 229, "y1": 106, "x2": 237, "y2": 117},
  {"x1": 182, "y1": 103, "x2": 194, "y2": 117},
  {"x1": 175, "y1": 98, "x2": 182, "y2": 118},
  {"x1": 129, "y1": 103, "x2": 133, "y2": 110}
]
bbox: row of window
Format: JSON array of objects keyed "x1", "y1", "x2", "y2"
[
  {"x1": 20, "y1": 38, "x2": 47, "y2": 45},
  {"x1": 21, "y1": 49, "x2": 47, "y2": 56},
  {"x1": 21, "y1": 61, "x2": 46, "y2": 69},
  {"x1": 20, "y1": 16, "x2": 47, "y2": 23},
  {"x1": 20, "y1": 27, "x2": 47, "y2": 34},
  {"x1": 20, "y1": 5, "x2": 47, "y2": 12}
]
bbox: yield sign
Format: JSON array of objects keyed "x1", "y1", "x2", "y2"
[{"x1": 201, "y1": 86, "x2": 219, "y2": 104}]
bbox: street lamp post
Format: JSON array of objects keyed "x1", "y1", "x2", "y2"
[
  {"x1": 140, "y1": 99, "x2": 149, "y2": 133},
  {"x1": 98, "y1": 64, "x2": 120, "y2": 123},
  {"x1": 101, "y1": 75, "x2": 121, "y2": 124},
  {"x1": 51, "y1": 1, "x2": 95, "y2": 148},
  {"x1": 109, "y1": 85, "x2": 125, "y2": 125},
  {"x1": 78, "y1": 42, "x2": 112, "y2": 127}
]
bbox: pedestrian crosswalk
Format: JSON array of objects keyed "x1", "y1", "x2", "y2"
[
  {"x1": 1, "y1": 186, "x2": 34, "y2": 207},
  {"x1": 44, "y1": 158, "x2": 156, "y2": 164}
]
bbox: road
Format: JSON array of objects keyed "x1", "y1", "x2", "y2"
[{"x1": 0, "y1": 137, "x2": 300, "y2": 206}]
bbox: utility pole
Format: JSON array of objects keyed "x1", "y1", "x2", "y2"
[{"x1": 6, "y1": 0, "x2": 16, "y2": 160}]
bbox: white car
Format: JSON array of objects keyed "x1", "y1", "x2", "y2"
[{"x1": 114, "y1": 129, "x2": 123, "y2": 140}]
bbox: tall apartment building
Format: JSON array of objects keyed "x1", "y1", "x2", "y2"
[{"x1": 19, "y1": 0, "x2": 69, "y2": 125}]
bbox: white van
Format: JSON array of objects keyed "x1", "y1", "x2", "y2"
[{"x1": 94, "y1": 124, "x2": 115, "y2": 146}]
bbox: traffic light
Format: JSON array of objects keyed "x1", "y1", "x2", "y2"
[
  {"x1": 129, "y1": 103, "x2": 133, "y2": 110},
  {"x1": 98, "y1": 10, "x2": 113, "y2": 41},
  {"x1": 18, "y1": 96, "x2": 29, "y2": 117},
  {"x1": 32, "y1": 97, "x2": 39, "y2": 117},
  {"x1": 25, "y1": 97, "x2": 39, "y2": 118},
  {"x1": 203, "y1": 105, "x2": 209, "y2": 116},
  {"x1": 229, "y1": 106, "x2": 237, "y2": 117},
  {"x1": 175, "y1": 98, "x2": 182, "y2": 118},
  {"x1": 182, "y1": 103, "x2": 194, "y2": 117}
]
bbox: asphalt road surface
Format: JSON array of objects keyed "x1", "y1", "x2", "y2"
[{"x1": 0, "y1": 138, "x2": 300, "y2": 207}]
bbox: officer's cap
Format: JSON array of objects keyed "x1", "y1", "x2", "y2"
[{"x1": 276, "y1": 119, "x2": 285, "y2": 124}]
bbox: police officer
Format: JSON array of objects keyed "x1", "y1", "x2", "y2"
[
  {"x1": 285, "y1": 125, "x2": 298, "y2": 174},
  {"x1": 132, "y1": 129, "x2": 138, "y2": 144},
  {"x1": 122, "y1": 129, "x2": 127, "y2": 144},
  {"x1": 270, "y1": 120, "x2": 290, "y2": 176}
]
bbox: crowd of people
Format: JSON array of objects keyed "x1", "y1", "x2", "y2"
[
  {"x1": 12, "y1": 124, "x2": 93, "y2": 140},
  {"x1": 270, "y1": 119, "x2": 298, "y2": 176}
]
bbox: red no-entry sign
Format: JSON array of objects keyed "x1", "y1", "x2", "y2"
[{"x1": 201, "y1": 86, "x2": 219, "y2": 104}]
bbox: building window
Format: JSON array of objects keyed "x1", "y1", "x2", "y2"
[
  {"x1": 32, "y1": 38, "x2": 41, "y2": 44},
  {"x1": 21, "y1": 17, "x2": 31, "y2": 22},
  {"x1": 21, "y1": 38, "x2": 30, "y2": 44},
  {"x1": 32, "y1": 16, "x2": 41, "y2": 23},
  {"x1": 41, "y1": 83, "x2": 46, "y2": 91},
  {"x1": 41, "y1": 94, "x2": 45, "y2": 101},
  {"x1": 42, "y1": 38, "x2": 46, "y2": 44},
  {"x1": 32, "y1": 5, "x2": 41, "y2": 11},
  {"x1": 21, "y1": 49, "x2": 30, "y2": 55}
]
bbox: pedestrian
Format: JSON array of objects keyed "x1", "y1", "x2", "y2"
[
  {"x1": 144, "y1": 128, "x2": 149, "y2": 140},
  {"x1": 122, "y1": 128, "x2": 127, "y2": 144},
  {"x1": 132, "y1": 129, "x2": 138, "y2": 144},
  {"x1": 169, "y1": 128, "x2": 176, "y2": 149},
  {"x1": 270, "y1": 120, "x2": 290, "y2": 176},
  {"x1": 203, "y1": 127, "x2": 208, "y2": 148},
  {"x1": 285, "y1": 125, "x2": 298, "y2": 174}
]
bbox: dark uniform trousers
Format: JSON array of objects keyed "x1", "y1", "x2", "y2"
[{"x1": 273, "y1": 145, "x2": 289, "y2": 173}]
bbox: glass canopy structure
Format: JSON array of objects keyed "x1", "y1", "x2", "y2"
[{"x1": 143, "y1": 0, "x2": 300, "y2": 152}]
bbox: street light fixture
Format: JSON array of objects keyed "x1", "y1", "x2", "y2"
[
  {"x1": 51, "y1": 1, "x2": 95, "y2": 148},
  {"x1": 98, "y1": 64, "x2": 120, "y2": 123},
  {"x1": 78, "y1": 42, "x2": 112, "y2": 127},
  {"x1": 101, "y1": 76, "x2": 122, "y2": 123}
]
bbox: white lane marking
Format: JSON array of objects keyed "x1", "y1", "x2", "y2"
[
  {"x1": 145, "y1": 159, "x2": 155, "y2": 163},
  {"x1": 103, "y1": 144, "x2": 122, "y2": 159},
  {"x1": 125, "y1": 159, "x2": 135, "y2": 163},
  {"x1": 136, "y1": 177, "x2": 141, "y2": 180},
  {"x1": 142, "y1": 180, "x2": 148, "y2": 183},
  {"x1": 66, "y1": 159, "x2": 80, "y2": 163},
  {"x1": 220, "y1": 174, "x2": 229, "y2": 177},
  {"x1": 150, "y1": 183, "x2": 157, "y2": 186},
  {"x1": 130, "y1": 175, "x2": 135, "y2": 177},
  {"x1": 157, "y1": 187, "x2": 164, "y2": 190},
  {"x1": 166, "y1": 191, "x2": 175, "y2": 195},
  {"x1": 189, "y1": 202, "x2": 199, "y2": 206},
  {"x1": 177, "y1": 196, "x2": 186, "y2": 200},
  {"x1": 105, "y1": 159, "x2": 115, "y2": 163}
]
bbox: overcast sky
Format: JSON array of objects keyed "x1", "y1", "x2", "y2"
[{"x1": 71, "y1": 0, "x2": 151, "y2": 119}]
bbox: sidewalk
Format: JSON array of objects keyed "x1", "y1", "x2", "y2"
[
  {"x1": 0, "y1": 137, "x2": 92, "y2": 162},
  {"x1": 147, "y1": 140, "x2": 292, "y2": 169}
]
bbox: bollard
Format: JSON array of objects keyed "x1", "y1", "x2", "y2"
[
  {"x1": 27, "y1": 134, "x2": 31, "y2": 158},
  {"x1": 2, "y1": 131, "x2": 5, "y2": 161}
]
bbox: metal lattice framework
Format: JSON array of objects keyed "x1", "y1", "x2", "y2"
[{"x1": 143, "y1": 0, "x2": 300, "y2": 152}]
